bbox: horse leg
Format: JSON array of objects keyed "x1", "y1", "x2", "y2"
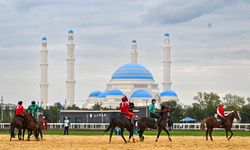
[
  {"x1": 120, "y1": 128, "x2": 127, "y2": 144},
  {"x1": 27, "y1": 130, "x2": 31, "y2": 141},
  {"x1": 225, "y1": 129, "x2": 228, "y2": 140},
  {"x1": 209, "y1": 128, "x2": 213, "y2": 141},
  {"x1": 22, "y1": 129, "x2": 25, "y2": 140},
  {"x1": 155, "y1": 128, "x2": 162, "y2": 142},
  {"x1": 163, "y1": 127, "x2": 172, "y2": 142},
  {"x1": 109, "y1": 127, "x2": 115, "y2": 143},
  {"x1": 228, "y1": 129, "x2": 233, "y2": 141},
  {"x1": 39, "y1": 128, "x2": 43, "y2": 140},
  {"x1": 18, "y1": 129, "x2": 22, "y2": 140},
  {"x1": 138, "y1": 128, "x2": 145, "y2": 141},
  {"x1": 206, "y1": 129, "x2": 209, "y2": 141}
]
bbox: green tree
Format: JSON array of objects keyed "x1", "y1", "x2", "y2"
[
  {"x1": 193, "y1": 92, "x2": 221, "y2": 117},
  {"x1": 246, "y1": 97, "x2": 250, "y2": 104},
  {"x1": 160, "y1": 100, "x2": 184, "y2": 122},
  {"x1": 222, "y1": 94, "x2": 245, "y2": 111},
  {"x1": 66, "y1": 104, "x2": 80, "y2": 110},
  {"x1": 92, "y1": 103, "x2": 102, "y2": 110},
  {"x1": 239, "y1": 104, "x2": 250, "y2": 123},
  {"x1": 43, "y1": 102, "x2": 63, "y2": 122},
  {"x1": 184, "y1": 103, "x2": 206, "y2": 122}
]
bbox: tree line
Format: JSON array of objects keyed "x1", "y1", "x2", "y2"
[{"x1": 1, "y1": 92, "x2": 249, "y2": 123}]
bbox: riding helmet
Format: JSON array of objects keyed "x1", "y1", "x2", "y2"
[
  {"x1": 31, "y1": 101, "x2": 35, "y2": 105},
  {"x1": 121, "y1": 95, "x2": 127, "y2": 102},
  {"x1": 18, "y1": 101, "x2": 23, "y2": 105},
  {"x1": 151, "y1": 99, "x2": 156, "y2": 103}
]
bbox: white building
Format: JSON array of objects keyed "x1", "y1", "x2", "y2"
[{"x1": 84, "y1": 33, "x2": 179, "y2": 109}]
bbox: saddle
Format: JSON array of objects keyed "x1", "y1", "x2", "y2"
[{"x1": 120, "y1": 113, "x2": 131, "y2": 120}]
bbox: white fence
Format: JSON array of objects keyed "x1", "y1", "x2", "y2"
[{"x1": 1, "y1": 123, "x2": 250, "y2": 131}]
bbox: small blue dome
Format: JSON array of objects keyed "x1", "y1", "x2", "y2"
[
  {"x1": 89, "y1": 90, "x2": 101, "y2": 97},
  {"x1": 164, "y1": 33, "x2": 170, "y2": 37},
  {"x1": 132, "y1": 40, "x2": 136, "y2": 43},
  {"x1": 131, "y1": 90, "x2": 152, "y2": 98},
  {"x1": 68, "y1": 30, "x2": 74, "y2": 33},
  {"x1": 98, "y1": 90, "x2": 110, "y2": 98},
  {"x1": 42, "y1": 37, "x2": 47, "y2": 40},
  {"x1": 160, "y1": 90, "x2": 177, "y2": 97},
  {"x1": 107, "y1": 89, "x2": 123, "y2": 96},
  {"x1": 111, "y1": 63, "x2": 154, "y2": 80}
]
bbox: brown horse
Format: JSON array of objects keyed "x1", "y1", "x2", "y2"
[
  {"x1": 105, "y1": 113, "x2": 135, "y2": 143},
  {"x1": 201, "y1": 111, "x2": 240, "y2": 141},
  {"x1": 10, "y1": 110, "x2": 39, "y2": 141},
  {"x1": 137, "y1": 106, "x2": 172, "y2": 142},
  {"x1": 10, "y1": 115, "x2": 25, "y2": 141}
]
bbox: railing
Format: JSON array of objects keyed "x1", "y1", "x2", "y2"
[{"x1": 1, "y1": 123, "x2": 250, "y2": 131}]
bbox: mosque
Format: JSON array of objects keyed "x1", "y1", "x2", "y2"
[
  {"x1": 39, "y1": 30, "x2": 178, "y2": 108},
  {"x1": 83, "y1": 33, "x2": 179, "y2": 109}
]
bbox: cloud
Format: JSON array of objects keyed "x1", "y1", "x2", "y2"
[{"x1": 142, "y1": 0, "x2": 246, "y2": 24}]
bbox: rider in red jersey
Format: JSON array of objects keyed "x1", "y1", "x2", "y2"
[
  {"x1": 119, "y1": 95, "x2": 135, "y2": 125},
  {"x1": 217, "y1": 104, "x2": 225, "y2": 127}
]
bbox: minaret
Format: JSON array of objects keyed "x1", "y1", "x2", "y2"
[
  {"x1": 162, "y1": 33, "x2": 172, "y2": 90},
  {"x1": 66, "y1": 30, "x2": 75, "y2": 107},
  {"x1": 131, "y1": 40, "x2": 138, "y2": 64},
  {"x1": 40, "y1": 37, "x2": 49, "y2": 107}
]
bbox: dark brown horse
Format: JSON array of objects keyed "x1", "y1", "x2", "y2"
[
  {"x1": 105, "y1": 113, "x2": 135, "y2": 143},
  {"x1": 10, "y1": 115, "x2": 25, "y2": 141},
  {"x1": 10, "y1": 111, "x2": 39, "y2": 141},
  {"x1": 137, "y1": 106, "x2": 172, "y2": 142},
  {"x1": 201, "y1": 111, "x2": 240, "y2": 141}
]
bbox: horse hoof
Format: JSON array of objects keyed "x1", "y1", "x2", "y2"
[
  {"x1": 133, "y1": 138, "x2": 136, "y2": 143},
  {"x1": 155, "y1": 139, "x2": 158, "y2": 142}
]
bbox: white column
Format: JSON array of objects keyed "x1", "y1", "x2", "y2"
[
  {"x1": 131, "y1": 40, "x2": 138, "y2": 64},
  {"x1": 162, "y1": 33, "x2": 172, "y2": 90},
  {"x1": 66, "y1": 30, "x2": 75, "y2": 106},
  {"x1": 40, "y1": 37, "x2": 49, "y2": 107}
]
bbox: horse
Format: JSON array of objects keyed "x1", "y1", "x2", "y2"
[
  {"x1": 137, "y1": 106, "x2": 172, "y2": 142},
  {"x1": 37, "y1": 117, "x2": 48, "y2": 140},
  {"x1": 10, "y1": 110, "x2": 39, "y2": 141},
  {"x1": 200, "y1": 111, "x2": 240, "y2": 141},
  {"x1": 10, "y1": 115, "x2": 25, "y2": 141},
  {"x1": 105, "y1": 102, "x2": 135, "y2": 143}
]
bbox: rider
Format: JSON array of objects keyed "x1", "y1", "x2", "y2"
[
  {"x1": 15, "y1": 100, "x2": 26, "y2": 127},
  {"x1": 27, "y1": 101, "x2": 42, "y2": 123},
  {"x1": 119, "y1": 95, "x2": 135, "y2": 126},
  {"x1": 149, "y1": 99, "x2": 160, "y2": 122},
  {"x1": 217, "y1": 104, "x2": 225, "y2": 127}
]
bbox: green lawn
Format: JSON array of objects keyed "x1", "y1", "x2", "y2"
[{"x1": 1, "y1": 130, "x2": 250, "y2": 136}]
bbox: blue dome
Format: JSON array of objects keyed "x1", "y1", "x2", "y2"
[
  {"x1": 42, "y1": 37, "x2": 47, "y2": 40},
  {"x1": 131, "y1": 90, "x2": 152, "y2": 98},
  {"x1": 98, "y1": 90, "x2": 110, "y2": 98},
  {"x1": 107, "y1": 89, "x2": 123, "y2": 96},
  {"x1": 160, "y1": 90, "x2": 177, "y2": 97},
  {"x1": 68, "y1": 30, "x2": 74, "y2": 33},
  {"x1": 89, "y1": 90, "x2": 101, "y2": 97},
  {"x1": 164, "y1": 33, "x2": 170, "y2": 37},
  {"x1": 111, "y1": 63, "x2": 154, "y2": 80},
  {"x1": 132, "y1": 40, "x2": 136, "y2": 43}
]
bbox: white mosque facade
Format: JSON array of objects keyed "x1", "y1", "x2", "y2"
[{"x1": 84, "y1": 33, "x2": 179, "y2": 109}]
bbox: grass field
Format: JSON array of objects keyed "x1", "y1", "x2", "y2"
[{"x1": 1, "y1": 129, "x2": 250, "y2": 136}]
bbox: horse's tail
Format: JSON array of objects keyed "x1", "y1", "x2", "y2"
[
  {"x1": 10, "y1": 121, "x2": 15, "y2": 141},
  {"x1": 105, "y1": 118, "x2": 114, "y2": 132},
  {"x1": 200, "y1": 118, "x2": 207, "y2": 131}
]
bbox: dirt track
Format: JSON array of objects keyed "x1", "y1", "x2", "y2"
[{"x1": 1, "y1": 135, "x2": 250, "y2": 150}]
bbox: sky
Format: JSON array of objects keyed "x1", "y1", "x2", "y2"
[{"x1": 0, "y1": 0, "x2": 250, "y2": 107}]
